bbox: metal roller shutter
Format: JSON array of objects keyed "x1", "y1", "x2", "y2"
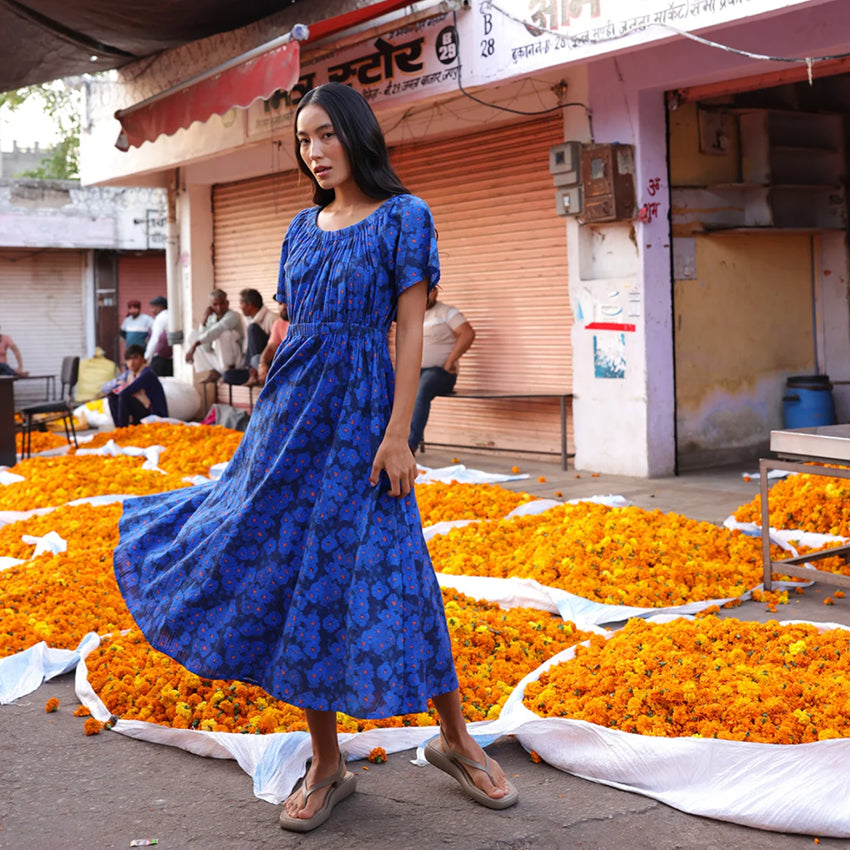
[
  {"x1": 118, "y1": 252, "x2": 167, "y2": 315},
  {"x1": 393, "y1": 115, "x2": 572, "y2": 458},
  {"x1": 0, "y1": 248, "x2": 87, "y2": 407},
  {"x1": 211, "y1": 115, "x2": 572, "y2": 457}
]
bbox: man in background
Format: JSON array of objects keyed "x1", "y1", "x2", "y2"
[
  {"x1": 253, "y1": 304, "x2": 290, "y2": 386},
  {"x1": 239, "y1": 288, "x2": 276, "y2": 373},
  {"x1": 408, "y1": 286, "x2": 475, "y2": 454},
  {"x1": 145, "y1": 295, "x2": 173, "y2": 377},
  {"x1": 120, "y1": 300, "x2": 153, "y2": 351},
  {"x1": 184, "y1": 290, "x2": 244, "y2": 383},
  {"x1": 0, "y1": 326, "x2": 27, "y2": 376}
]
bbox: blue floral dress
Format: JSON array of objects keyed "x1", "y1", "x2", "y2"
[{"x1": 114, "y1": 194, "x2": 459, "y2": 719}]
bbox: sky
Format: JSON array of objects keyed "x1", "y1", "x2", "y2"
[{"x1": 0, "y1": 98, "x2": 61, "y2": 152}]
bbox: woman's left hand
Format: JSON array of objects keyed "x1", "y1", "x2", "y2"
[{"x1": 370, "y1": 433, "x2": 417, "y2": 497}]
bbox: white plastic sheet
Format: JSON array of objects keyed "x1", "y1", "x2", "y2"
[
  {"x1": 415, "y1": 464, "x2": 529, "y2": 484},
  {"x1": 490, "y1": 617, "x2": 850, "y2": 838},
  {"x1": 75, "y1": 439, "x2": 166, "y2": 471}
]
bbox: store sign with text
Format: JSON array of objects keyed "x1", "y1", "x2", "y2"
[
  {"x1": 246, "y1": 13, "x2": 461, "y2": 139},
  {"x1": 471, "y1": 0, "x2": 820, "y2": 83}
]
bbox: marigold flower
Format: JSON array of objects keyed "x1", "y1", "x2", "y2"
[
  {"x1": 84, "y1": 590, "x2": 593, "y2": 734},
  {"x1": 538, "y1": 476, "x2": 547, "y2": 483},
  {"x1": 83, "y1": 718, "x2": 104, "y2": 736},
  {"x1": 368, "y1": 747, "x2": 387, "y2": 763},
  {"x1": 428, "y1": 503, "x2": 794, "y2": 608},
  {"x1": 415, "y1": 482, "x2": 532, "y2": 526},
  {"x1": 73, "y1": 705, "x2": 91, "y2": 717},
  {"x1": 44, "y1": 697, "x2": 59, "y2": 713},
  {"x1": 529, "y1": 750, "x2": 542, "y2": 763},
  {"x1": 511, "y1": 466, "x2": 521, "y2": 474},
  {"x1": 524, "y1": 616, "x2": 850, "y2": 744}
]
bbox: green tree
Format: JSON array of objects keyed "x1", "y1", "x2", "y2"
[{"x1": 0, "y1": 82, "x2": 81, "y2": 180}]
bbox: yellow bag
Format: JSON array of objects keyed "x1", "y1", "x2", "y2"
[{"x1": 76, "y1": 348, "x2": 117, "y2": 402}]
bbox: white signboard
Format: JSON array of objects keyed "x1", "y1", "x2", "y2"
[
  {"x1": 246, "y1": 0, "x2": 818, "y2": 139},
  {"x1": 247, "y1": 13, "x2": 461, "y2": 139},
  {"x1": 470, "y1": 0, "x2": 821, "y2": 83}
]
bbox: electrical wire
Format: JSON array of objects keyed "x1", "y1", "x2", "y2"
[
  {"x1": 486, "y1": 0, "x2": 850, "y2": 68},
  {"x1": 452, "y1": 10, "x2": 594, "y2": 135}
]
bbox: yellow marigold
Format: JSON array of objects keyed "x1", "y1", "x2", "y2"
[
  {"x1": 0, "y1": 547, "x2": 134, "y2": 657},
  {"x1": 735, "y1": 465, "x2": 850, "y2": 536},
  {"x1": 415, "y1": 481, "x2": 532, "y2": 526},
  {"x1": 429, "y1": 503, "x2": 798, "y2": 608},
  {"x1": 0, "y1": 503, "x2": 121, "y2": 560},
  {"x1": 524, "y1": 616, "x2": 850, "y2": 744},
  {"x1": 76, "y1": 422, "x2": 243, "y2": 476},
  {"x1": 85, "y1": 590, "x2": 594, "y2": 734},
  {"x1": 16, "y1": 431, "x2": 70, "y2": 453},
  {"x1": 0, "y1": 455, "x2": 190, "y2": 511}
]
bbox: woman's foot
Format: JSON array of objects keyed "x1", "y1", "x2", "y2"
[
  {"x1": 426, "y1": 729, "x2": 518, "y2": 808},
  {"x1": 281, "y1": 753, "x2": 350, "y2": 824}
]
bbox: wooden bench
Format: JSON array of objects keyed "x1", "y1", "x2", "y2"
[{"x1": 421, "y1": 391, "x2": 573, "y2": 470}]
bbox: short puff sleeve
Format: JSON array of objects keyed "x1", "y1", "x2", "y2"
[{"x1": 393, "y1": 195, "x2": 440, "y2": 297}]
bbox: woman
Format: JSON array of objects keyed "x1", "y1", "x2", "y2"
[{"x1": 113, "y1": 82, "x2": 517, "y2": 833}]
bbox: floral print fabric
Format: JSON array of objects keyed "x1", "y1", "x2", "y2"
[{"x1": 114, "y1": 194, "x2": 459, "y2": 718}]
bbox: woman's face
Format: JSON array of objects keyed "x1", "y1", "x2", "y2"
[{"x1": 296, "y1": 103, "x2": 352, "y2": 193}]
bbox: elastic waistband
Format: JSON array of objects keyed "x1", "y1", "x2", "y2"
[{"x1": 288, "y1": 321, "x2": 385, "y2": 341}]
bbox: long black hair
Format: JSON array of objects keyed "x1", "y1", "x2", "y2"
[{"x1": 294, "y1": 82, "x2": 408, "y2": 206}]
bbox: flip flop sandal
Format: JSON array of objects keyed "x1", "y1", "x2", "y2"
[
  {"x1": 424, "y1": 732, "x2": 519, "y2": 810},
  {"x1": 279, "y1": 753, "x2": 357, "y2": 832}
]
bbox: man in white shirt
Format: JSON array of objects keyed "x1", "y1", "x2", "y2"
[
  {"x1": 144, "y1": 295, "x2": 173, "y2": 377},
  {"x1": 408, "y1": 286, "x2": 475, "y2": 453},
  {"x1": 185, "y1": 290, "x2": 244, "y2": 383}
]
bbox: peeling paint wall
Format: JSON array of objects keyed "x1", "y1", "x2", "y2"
[{"x1": 0, "y1": 180, "x2": 166, "y2": 250}]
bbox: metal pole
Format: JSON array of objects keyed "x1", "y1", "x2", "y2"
[{"x1": 760, "y1": 458, "x2": 772, "y2": 591}]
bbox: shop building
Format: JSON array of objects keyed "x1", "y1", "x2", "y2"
[
  {"x1": 0, "y1": 177, "x2": 166, "y2": 403},
  {"x1": 79, "y1": 0, "x2": 850, "y2": 476}
]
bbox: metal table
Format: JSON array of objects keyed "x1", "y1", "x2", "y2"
[{"x1": 761, "y1": 424, "x2": 850, "y2": 590}]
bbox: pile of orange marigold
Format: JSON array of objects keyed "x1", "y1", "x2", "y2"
[
  {"x1": 0, "y1": 456, "x2": 191, "y2": 511},
  {"x1": 85, "y1": 588, "x2": 593, "y2": 733},
  {"x1": 74, "y1": 422, "x2": 244, "y2": 477},
  {"x1": 15, "y1": 431, "x2": 70, "y2": 454},
  {"x1": 427, "y1": 503, "x2": 811, "y2": 607},
  {"x1": 415, "y1": 481, "x2": 533, "y2": 525},
  {"x1": 735, "y1": 467, "x2": 850, "y2": 537},
  {"x1": 524, "y1": 614, "x2": 850, "y2": 744}
]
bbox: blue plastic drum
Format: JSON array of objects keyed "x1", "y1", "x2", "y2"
[{"x1": 782, "y1": 375, "x2": 836, "y2": 429}]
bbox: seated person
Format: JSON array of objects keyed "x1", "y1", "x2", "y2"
[
  {"x1": 0, "y1": 326, "x2": 28, "y2": 376},
  {"x1": 408, "y1": 286, "x2": 475, "y2": 453},
  {"x1": 253, "y1": 304, "x2": 290, "y2": 387},
  {"x1": 102, "y1": 344, "x2": 168, "y2": 427},
  {"x1": 184, "y1": 290, "x2": 244, "y2": 383},
  {"x1": 222, "y1": 289, "x2": 277, "y2": 386}
]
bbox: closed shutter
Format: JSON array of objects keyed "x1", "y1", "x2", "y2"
[
  {"x1": 212, "y1": 173, "x2": 311, "y2": 407},
  {"x1": 213, "y1": 173, "x2": 312, "y2": 306},
  {"x1": 211, "y1": 116, "x2": 572, "y2": 458},
  {"x1": 393, "y1": 115, "x2": 572, "y2": 458},
  {"x1": 118, "y1": 252, "x2": 167, "y2": 315},
  {"x1": 0, "y1": 249, "x2": 87, "y2": 407}
]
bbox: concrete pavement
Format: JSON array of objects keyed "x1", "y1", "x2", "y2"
[{"x1": 2, "y1": 448, "x2": 850, "y2": 849}]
